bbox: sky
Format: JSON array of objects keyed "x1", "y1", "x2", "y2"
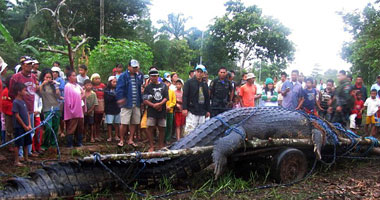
[{"x1": 150, "y1": 0, "x2": 373, "y2": 76}]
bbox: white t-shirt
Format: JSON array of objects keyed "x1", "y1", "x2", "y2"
[{"x1": 364, "y1": 97, "x2": 380, "y2": 116}]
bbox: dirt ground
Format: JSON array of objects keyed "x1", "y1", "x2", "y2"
[{"x1": 1, "y1": 134, "x2": 380, "y2": 199}]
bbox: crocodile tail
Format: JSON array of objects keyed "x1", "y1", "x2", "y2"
[{"x1": 0, "y1": 160, "x2": 140, "y2": 199}]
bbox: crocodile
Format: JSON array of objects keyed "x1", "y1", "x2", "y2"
[{"x1": 0, "y1": 107, "x2": 326, "y2": 199}]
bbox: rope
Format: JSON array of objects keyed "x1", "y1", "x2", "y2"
[{"x1": 213, "y1": 108, "x2": 257, "y2": 138}]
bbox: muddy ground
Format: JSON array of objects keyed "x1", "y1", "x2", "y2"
[{"x1": 0, "y1": 135, "x2": 380, "y2": 199}]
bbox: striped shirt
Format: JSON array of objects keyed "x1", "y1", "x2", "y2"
[{"x1": 131, "y1": 75, "x2": 137, "y2": 105}]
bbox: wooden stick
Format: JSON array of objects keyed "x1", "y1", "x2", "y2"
[{"x1": 82, "y1": 137, "x2": 380, "y2": 163}]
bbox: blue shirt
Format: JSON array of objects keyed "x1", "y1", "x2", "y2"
[
  {"x1": 281, "y1": 81, "x2": 302, "y2": 110},
  {"x1": 302, "y1": 88, "x2": 317, "y2": 110},
  {"x1": 12, "y1": 99, "x2": 29, "y2": 129},
  {"x1": 371, "y1": 83, "x2": 380, "y2": 99}
]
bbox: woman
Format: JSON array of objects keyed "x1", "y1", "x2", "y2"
[
  {"x1": 261, "y1": 78, "x2": 278, "y2": 107},
  {"x1": 39, "y1": 69, "x2": 61, "y2": 151},
  {"x1": 64, "y1": 70, "x2": 84, "y2": 147}
]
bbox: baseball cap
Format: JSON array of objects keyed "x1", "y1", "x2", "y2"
[
  {"x1": 164, "y1": 72, "x2": 170, "y2": 78},
  {"x1": 149, "y1": 69, "x2": 159, "y2": 76},
  {"x1": 108, "y1": 76, "x2": 116, "y2": 82},
  {"x1": 195, "y1": 64, "x2": 206, "y2": 72},
  {"x1": 163, "y1": 78, "x2": 171, "y2": 83},
  {"x1": 51, "y1": 66, "x2": 61, "y2": 72},
  {"x1": 176, "y1": 79, "x2": 184, "y2": 85},
  {"x1": 32, "y1": 60, "x2": 39, "y2": 64},
  {"x1": 20, "y1": 56, "x2": 32, "y2": 64},
  {"x1": 247, "y1": 73, "x2": 256, "y2": 79},
  {"x1": 129, "y1": 59, "x2": 139, "y2": 67},
  {"x1": 90, "y1": 73, "x2": 101, "y2": 81}
]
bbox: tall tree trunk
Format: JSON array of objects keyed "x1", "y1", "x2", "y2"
[
  {"x1": 67, "y1": 43, "x2": 74, "y2": 70},
  {"x1": 100, "y1": 0, "x2": 104, "y2": 40}
]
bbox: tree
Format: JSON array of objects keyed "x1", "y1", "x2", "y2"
[
  {"x1": 341, "y1": 3, "x2": 380, "y2": 86},
  {"x1": 157, "y1": 13, "x2": 190, "y2": 39},
  {"x1": 38, "y1": 0, "x2": 91, "y2": 70},
  {"x1": 89, "y1": 36, "x2": 153, "y2": 80},
  {"x1": 209, "y1": 0, "x2": 295, "y2": 72}
]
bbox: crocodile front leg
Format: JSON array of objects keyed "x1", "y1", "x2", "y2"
[{"x1": 212, "y1": 126, "x2": 245, "y2": 179}]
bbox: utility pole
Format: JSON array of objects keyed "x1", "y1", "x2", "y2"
[
  {"x1": 199, "y1": 30, "x2": 204, "y2": 65},
  {"x1": 100, "y1": 0, "x2": 104, "y2": 40}
]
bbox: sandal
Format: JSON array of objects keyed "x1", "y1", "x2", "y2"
[
  {"x1": 117, "y1": 141, "x2": 124, "y2": 147},
  {"x1": 107, "y1": 138, "x2": 112, "y2": 142},
  {"x1": 128, "y1": 142, "x2": 138, "y2": 148},
  {"x1": 90, "y1": 139, "x2": 95, "y2": 143},
  {"x1": 14, "y1": 162, "x2": 25, "y2": 167}
]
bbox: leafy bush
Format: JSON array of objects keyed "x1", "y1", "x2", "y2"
[{"x1": 89, "y1": 36, "x2": 153, "y2": 81}]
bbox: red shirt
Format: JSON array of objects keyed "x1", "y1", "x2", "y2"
[
  {"x1": 239, "y1": 83, "x2": 257, "y2": 107},
  {"x1": 93, "y1": 83, "x2": 106, "y2": 99},
  {"x1": 1, "y1": 88, "x2": 12, "y2": 115},
  {"x1": 9, "y1": 72, "x2": 37, "y2": 113},
  {"x1": 351, "y1": 99, "x2": 364, "y2": 118}
]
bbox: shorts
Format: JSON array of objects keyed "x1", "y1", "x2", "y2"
[
  {"x1": 84, "y1": 115, "x2": 94, "y2": 125},
  {"x1": 14, "y1": 127, "x2": 32, "y2": 147},
  {"x1": 94, "y1": 112, "x2": 104, "y2": 124},
  {"x1": 66, "y1": 118, "x2": 84, "y2": 135},
  {"x1": 175, "y1": 112, "x2": 185, "y2": 127},
  {"x1": 366, "y1": 115, "x2": 378, "y2": 125},
  {"x1": 140, "y1": 110, "x2": 148, "y2": 129},
  {"x1": 147, "y1": 117, "x2": 166, "y2": 127},
  {"x1": 105, "y1": 114, "x2": 121, "y2": 124},
  {"x1": 120, "y1": 107, "x2": 141, "y2": 125}
]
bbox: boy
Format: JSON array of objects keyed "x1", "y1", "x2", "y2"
[
  {"x1": 349, "y1": 91, "x2": 364, "y2": 130},
  {"x1": 143, "y1": 69, "x2": 168, "y2": 152},
  {"x1": 363, "y1": 89, "x2": 380, "y2": 136},
  {"x1": 174, "y1": 79, "x2": 185, "y2": 141},
  {"x1": 163, "y1": 78, "x2": 176, "y2": 144},
  {"x1": 12, "y1": 83, "x2": 32, "y2": 167},
  {"x1": 296, "y1": 78, "x2": 323, "y2": 115},
  {"x1": 84, "y1": 79, "x2": 98, "y2": 143},
  {"x1": 77, "y1": 65, "x2": 89, "y2": 86}
]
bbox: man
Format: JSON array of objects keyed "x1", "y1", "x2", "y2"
[
  {"x1": 239, "y1": 73, "x2": 260, "y2": 107},
  {"x1": 116, "y1": 59, "x2": 143, "y2": 147},
  {"x1": 209, "y1": 67, "x2": 233, "y2": 117},
  {"x1": 240, "y1": 72, "x2": 248, "y2": 86},
  {"x1": 353, "y1": 76, "x2": 367, "y2": 101},
  {"x1": 31, "y1": 60, "x2": 41, "y2": 79},
  {"x1": 144, "y1": 69, "x2": 168, "y2": 151},
  {"x1": 281, "y1": 70, "x2": 303, "y2": 110},
  {"x1": 276, "y1": 72, "x2": 287, "y2": 106},
  {"x1": 182, "y1": 65, "x2": 210, "y2": 135},
  {"x1": 370, "y1": 75, "x2": 380, "y2": 99},
  {"x1": 329, "y1": 70, "x2": 353, "y2": 127},
  {"x1": 188, "y1": 69, "x2": 195, "y2": 80},
  {"x1": 9, "y1": 56, "x2": 39, "y2": 157},
  {"x1": 319, "y1": 79, "x2": 334, "y2": 120},
  {"x1": 228, "y1": 70, "x2": 236, "y2": 99},
  {"x1": 298, "y1": 73, "x2": 305, "y2": 88}
]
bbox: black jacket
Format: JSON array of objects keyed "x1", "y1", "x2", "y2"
[
  {"x1": 104, "y1": 88, "x2": 121, "y2": 115},
  {"x1": 183, "y1": 77, "x2": 210, "y2": 116}
]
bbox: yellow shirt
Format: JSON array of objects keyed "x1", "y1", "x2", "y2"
[{"x1": 166, "y1": 88, "x2": 177, "y2": 113}]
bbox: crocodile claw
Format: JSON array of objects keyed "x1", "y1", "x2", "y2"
[{"x1": 213, "y1": 154, "x2": 227, "y2": 180}]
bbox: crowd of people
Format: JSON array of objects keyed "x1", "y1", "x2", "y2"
[{"x1": 1, "y1": 55, "x2": 380, "y2": 167}]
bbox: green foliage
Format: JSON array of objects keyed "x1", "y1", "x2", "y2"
[
  {"x1": 38, "y1": 45, "x2": 69, "y2": 69},
  {"x1": 252, "y1": 61, "x2": 287, "y2": 82},
  {"x1": 209, "y1": 0, "x2": 294, "y2": 72},
  {"x1": 89, "y1": 36, "x2": 153, "y2": 80},
  {"x1": 341, "y1": 4, "x2": 380, "y2": 85},
  {"x1": 157, "y1": 13, "x2": 190, "y2": 39}
]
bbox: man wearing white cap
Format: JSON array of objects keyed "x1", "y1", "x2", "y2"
[
  {"x1": 182, "y1": 65, "x2": 210, "y2": 136},
  {"x1": 239, "y1": 73, "x2": 259, "y2": 107},
  {"x1": 116, "y1": 59, "x2": 143, "y2": 147}
]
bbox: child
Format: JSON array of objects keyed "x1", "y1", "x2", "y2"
[
  {"x1": 12, "y1": 83, "x2": 32, "y2": 167},
  {"x1": 32, "y1": 92, "x2": 43, "y2": 154},
  {"x1": 163, "y1": 78, "x2": 176, "y2": 144},
  {"x1": 363, "y1": 89, "x2": 380, "y2": 136},
  {"x1": 84, "y1": 79, "x2": 98, "y2": 143},
  {"x1": 261, "y1": 78, "x2": 278, "y2": 107},
  {"x1": 297, "y1": 78, "x2": 323, "y2": 115},
  {"x1": 232, "y1": 95, "x2": 241, "y2": 108},
  {"x1": 349, "y1": 91, "x2": 364, "y2": 130},
  {"x1": 91, "y1": 73, "x2": 105, "y2": 141},
  {"x1": 1, "y1": 75, "x2": 13, "y2": 150},
  {"x1": 76, "y1": 65, "x2": 89, "y2": 86},
  {"x1": 115, "y1": 64, "x2": 123, "y2": 80},
  {"x1": 104, "y1": 76, "x2": 120, "y2": 142},
  {"x1": 174, "y1": 79, "x2": 185, "y2": 141}
]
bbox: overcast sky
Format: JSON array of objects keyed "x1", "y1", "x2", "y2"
[{"x1": 150, "y1": 0, "x2": 373, "y2": 76}]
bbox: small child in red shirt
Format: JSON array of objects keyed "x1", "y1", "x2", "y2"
[
  {"x1": 91, "y1": 73, "x2": 106, "y2": 141},
  {"x1": 349, "y1": 91, "x2": 364, "y2": 130}
]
